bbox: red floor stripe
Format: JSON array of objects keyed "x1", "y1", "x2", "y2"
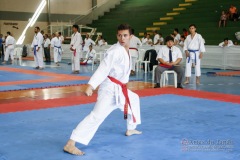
[{"x1": 0, "y1": 88, "x2": 240, "y2": 114}]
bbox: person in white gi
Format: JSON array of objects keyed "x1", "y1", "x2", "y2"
[
  {"x1": 83, "y1": 34, "x2": 95, "y2": 52},
  {"x1": 142, "y1": 34, "x2": 153, "y2": 46},
  {"x1": 51, "y1": 32, "x2": 62, "y2": 66},
  {"x1": 159, "y1": 33, "x2": 164, "y2": 45},
  {"x1": 153, "y1": 30, "x2": 160, "y2": 45},
  {"x1": 184, "y1": 24, "x2": 206, "y2": 84},
  {"x1": 63, "y1": 24, "x2": 142, "y2": 156},
  {"x1": 59, "y1": 32, "x2": 64, "y2": 44},
  {"x1": 174, "y1": 28, "x2": 181, "y2": 45},
  {"x1": 141, "y1": 32, "x2": 147, "y2": 42},
  {"x1": 70, "y1": 25, "x2": 83, "y2": 74},
  {"x1": 31, "y1": 26, "x2": 44, "y2": 69},
  {"x1": 2, "y1": 32, "x2": 15, "y2": 64},
  {"x1": 129, "y1": 29, "x2": 142, "y2": 75},
  {"x1": 219, "y1": 38, "x2": 234, "y2": 47},
  {"x1": 81, "y1": 45, "x2": 96, "y2": 64}
]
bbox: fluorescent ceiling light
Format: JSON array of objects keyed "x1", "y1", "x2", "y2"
[{"x1": 16, "y1": 0, "x2": 46, "y2": 44}]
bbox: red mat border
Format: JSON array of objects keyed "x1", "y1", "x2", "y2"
[{"x1": 0, "y1": 88, "x2": 240, "y2": 113}]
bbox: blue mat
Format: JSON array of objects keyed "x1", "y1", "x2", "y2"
[
  {"x1": 0, "y1": 70, "x2": 49, "y2": 82},
  {"x1": 0, "y1": 95, "x2": 239, "y2": 160}
]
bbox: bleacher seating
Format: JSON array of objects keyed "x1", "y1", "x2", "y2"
[{"x1": 88, "y1": 0, "x2": 240, "y2": 45}]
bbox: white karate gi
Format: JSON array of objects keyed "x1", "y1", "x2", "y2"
[
  {"x1": 142, "y1": 38, "x2": 153, "y2": 46},
  {"x1": 31, "y1": 32, "x2": 44, "y2": 68},
  {"x1": 218, "y1": 40, "x2": 234, "y2": 47},
  {"x1": 70, "y1": 42, "x2": 141, "y2": 145},
  {"x1": 51, "y1": 37, "x2": 62, "y2": 63},
  {"x1": 83, "y1": 49, "x2": 96, "y2": 64},
  {"x1": 83, "y1": 38, "x2": 95, "y2": 52},
  {"x1": 130, "y1": 35, "x2": 142, "y2": 71},
  {"x1": 154, "y1": 34, "x2": 160, "y2": 44},
  {"x1": 184, "y1": 33, "x2": 206, "y2": 77},
  {"x1": 70, "y1": 32, "x2": 83, "y2": 71},
  {"x1": 4, "y1": 35, "x2": 15, "y2": 62},
  {"x1": 174, "y1": 33, "x2": 181, "y2": 44}
]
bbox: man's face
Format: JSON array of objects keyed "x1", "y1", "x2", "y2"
[
  {"x1": 189, "y1": 26, "x2": 196, "y2": 34},
  {"x1": 86, "y1": 34, "x2": 89, "y2": 38},
  {"x1": 146, "y1": 34, "x2": 150, "y2": 39},
  {"x1": 55, "y1": 32, "x2": 59, "y2": 37},
  {"x1": 72, "y1": 27, "x2": 77, "y2": 32},
  {"x1": 224, "y1": 40, "x2": 228, "y2": 45},
  {"x1": 34, "y1": 28, "x2": 38, "y2": 33},
  {"x1": 117, "y1": 29, "x2": 132, "y2": 48},
  {"x1": 166, "y1": 40, "x2": 174, "y2": 48}
]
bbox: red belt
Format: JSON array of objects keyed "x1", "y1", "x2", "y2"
[
  {"x1": 73, "y1": 50, "x2": 76, "y2": 57},
  {"x1": 129, "y1": 48, "x2": 138, "y2": 51},
  {"x1": 108, "y1": 76, "x2": 136, "y2": 122}
]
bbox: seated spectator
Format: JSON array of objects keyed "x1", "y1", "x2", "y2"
[
  {"x1": 182, "y1": 28, "x2": 189, "y2": 38},
  {"x1": 178, "y1": 35, "x2": 185, "y2": 48},
  {"x1": 154, "y1": 36, "x2": 183, "y2": 89},
  {"x1": 80, "y1": 45, "x2": 96, "y2": 65},
  {"x1": 219, "y1": 38, "x2": 234, "y2": 47},
  {"x1": 229, "y1": 5, "x2": 238, "y2": 21},
  {"x1": 141, "y1": 32, "x2": 147, "y2": 42},
  {"x1": 219, "y1": 11, "x2": 227, "y2": 27},
  {"x1": 142, "y1": 34, "x2": 153, "y2": 45}
]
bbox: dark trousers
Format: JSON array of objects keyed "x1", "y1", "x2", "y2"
[
  {"x1": 44, "y1": 48, "x2": 51, "y2": 62},
  {"x1": 155, "y1": 65, "x2": 183, "y2": 84}
]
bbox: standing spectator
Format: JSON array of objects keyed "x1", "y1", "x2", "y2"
[
  {"x1": 229, "y1": 5, "x2": 238, "y2": 21},
  {"x1": 153, "y1": 30, "x2": 160, "y2": 45},
  {"x1": 142, "y1": 34, "x2": 153, "y2": 45},
  {"x1": 182, "y1": 28, "x2": 189, "y2": 38},
  {"x1": 173, "y1": 28, "x2": 181, "y2": 45},
  {"x1": 219, "y1": 11, "x2": 227, "y2": 27},
  {"x1": 43, "y1": 34, "x2": 51, "y2": 62},
  {"x1": 59, "y1": 32, "x2": 64, "y2": 44}
]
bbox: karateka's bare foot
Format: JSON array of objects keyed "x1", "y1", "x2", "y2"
[
  {"x1": 125, "y1": 129, "x2": 142, "y2": 136},
  {"x1": 1, "y1": 61, "x2": 6, "y2": 64},
  {"x1": 184, "y1": 80, "x2": 189, "y2": 84},
  {"x1": 63, "y1": 140, "x2": 85, "y2": 156}
]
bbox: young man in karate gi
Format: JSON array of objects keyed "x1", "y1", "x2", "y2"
[
  {"x1": 70, "y1": 25, "x2": 83, "y2": 74},
  {"x1": 154, "y1": 36, "x2": 184, "y2": 88},
  {"x1": 31, "y1": 27, "x2": 44, "y2": 69},
  {"x1": 129, "y1": 29, "x2": 142, "y2": 75},
  {"x1": 83, "y1": 34, "x2": 95, "y2": 52},
  {"x1": 63, "y1": 24, "x2": 142, "y2": 155},
  {"x1": 2, "y1": 32, "x2": 15, "y2": 64},
  {"x1": 184, "y1": 24, "x2": 206, "y2": 84},
  {"x1": 51, "y1": 32, "x2": 62, "y2": 66}
]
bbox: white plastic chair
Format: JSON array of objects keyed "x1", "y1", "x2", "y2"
[
  {"x1": 13, "y1": 47, "x2": 23, "y2": 61},
  {"x1": 160, "y1": 70, "x2": 177, "y2": 88},
  {"x1": 136, "y1": 49, "x2": 151, "y2": 73},
  {"x1": 92, "y1": 51, "x2": 105, "y2": 70},
  {"x1": 152, "y1": 65, "x2": 158, "y2": 81}
]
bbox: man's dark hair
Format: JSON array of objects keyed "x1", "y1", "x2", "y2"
[
  {"x1": 154, "y1": 30, "x2": 158, "y2": 33},
  {"x1": 45, "y1": 34, "x2": 48, "y2": 38},
  {"x1": 224, "y1": 38, "x2": 229, "y2": 41},
  {"x1": 117, "y1": 24, "x2": 132, "y2": 35},
  {"x1": 183, "y1": 28, "x2": 187, "y2": 32},
  {"x1": 131, "y1": 29, "x2": 135, "y2": 35},
  {"x1": 165, "y1": 35, "x2": 174, "y2": 42},
  {"x1": 35, "y1": 26, "x2": 40, "y2": 30},
  {"x1": 159, "y1": 33, "x2": 162, "y2": 36},
  {"x1": 7, "y1": 31, "x2": 11, "y2": 35},
  {"x1": 59, "y1": 32, "x2": 62, "y2": 35},
  {"x1": 189, "y1": 24, "x2": 196, "y2": 28},
  {"x1": 174, "y1": 28, "x2": 179, "y2": 33},
  {"x1": 72, "y1": 24, "x2": 79, "y2": 30},
  {"x1": 181, "y1": 35, "x2": 185, "y2": 39}
]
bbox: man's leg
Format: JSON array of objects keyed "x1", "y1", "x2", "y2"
[
  {"x1": 10, "y1": 48, "x2": 14, "y2": 63},
  {"x1": 37, "y1": 48, "x2": 44, "y2": 69},
  {"x1": 125, "y1": 90, "x2": 142, "y2": 136},
  {"x1": 195, "y1": 58, "x2": 201, "y2": 84},
  {"x1": 2, "y1": 48, "x2": 10, "y2": 64},
  {"x1": 154, "y1": 65, "x2": 168, "y2": 88},
  {"x1": 131, "y1": 56, "x2": 137, "y2": 75},
  {"x1": 184, "y1": 58, "x2": 192, "y2": 84},
  {"x1": 172, "y1": 66, "x2": 184, "y2": 88},
  {"x1": 64, "y1": 92, "x2": 118, "y2": 155}
]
